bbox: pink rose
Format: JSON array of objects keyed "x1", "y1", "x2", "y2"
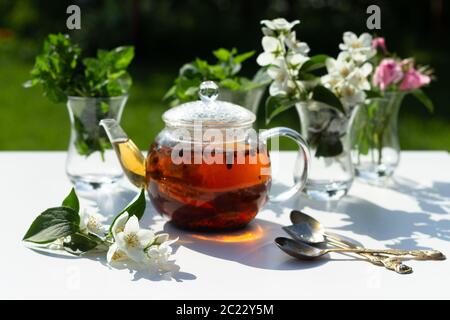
[
  {"x1": 399, "y1": 67, "x2": 431, "y2": 91},
  {"x1": 373, "y1": 59, "x2": 403, "y2": 90},
  {"x1": 372, "y1": 37, "x2": 387, "y2": 54}
]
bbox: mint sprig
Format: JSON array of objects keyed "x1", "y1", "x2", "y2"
[
  {"x1": 24, "y1": 34, "x2": 134, "y2": 159},
  {"x1": 24, "y1": 33, "x2": 134, "y2": 102},
  {"x1": 164, "y1": 48, "x2": 268, "y2": 107}
]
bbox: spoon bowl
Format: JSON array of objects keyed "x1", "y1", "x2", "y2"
[
  {"x1": 289, "y1": 210, "x2": 326, "y2": 244},
  {"x1": 275, "y1": 237, "x2": 327, "y2": 260}
]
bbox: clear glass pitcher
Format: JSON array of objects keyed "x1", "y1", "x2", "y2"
[{"x1": 101, "y1": 81, "x2": 310, "y2": 231}]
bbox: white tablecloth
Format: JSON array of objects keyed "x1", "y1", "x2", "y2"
[{"x1": 1, "y1": 151, "x2": 449, "y2": 299}]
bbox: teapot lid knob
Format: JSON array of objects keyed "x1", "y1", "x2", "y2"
[{"x1": 199, "y1": 81, "x2": 219, "y2": 103}]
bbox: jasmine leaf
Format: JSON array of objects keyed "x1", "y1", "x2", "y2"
[
  {"x1": 23, "y1": 207, "x2": 80, "y2": 244},
  {"x1": 265, "y1": 96, "x2": 296, "y2": 124},
  {"x1": 63, "y1": 233, "x2": 99, "y2": 255},
  {"x1": 61, "y1": 188, "x2": 80, "y2": 213},
  {"x1": 314, "y1": 132, "x2": 344, "y2": 158},
  {"x1": 365, "y1": 90, "x2": 382, "y2": 99},
  {"x1": 312, "y1": 86, "x2": 345, "y2": 115},
  {"x1": 300, "y1": 54, "x2": 328, "y2": 72},
  {"x1": 412, "y1": 89, "x2": 434, "y2": 113},
  {"x1": 109, "y1": 188, "x2": 146, "y2": 233}
]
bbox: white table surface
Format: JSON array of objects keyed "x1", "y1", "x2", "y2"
[{"x1": 1, "y1": 151, "x2": 449, "y2": 300}]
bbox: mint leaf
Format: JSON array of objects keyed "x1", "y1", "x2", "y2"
[
  {"x1": 213, "y1": 48, "x2": 232, "y2": 62},
  {"x1": 109, "y1": 188, "x2": 146, "y2": 233},
  {"x1": 412, "y1": 89, "x2": 434, "y2": 113},
  {"x1": 63, "y1": 233, "x2": 99, "y2": 255},
  {"x1": 165, "y1": 48, "x2": 257, "y2": 105},
  {"x1": 23, "y1": 207, "x2": 80, "y2": 244},
  {"x1": 233, "y1": 51, "x2": 255, "y2": 64},
  {"x1": 61, "y1": 188, "x2": 80, "y2": 213},
  {"x1": 111, "y1": 46, "x2": 135, "y2": 69}
]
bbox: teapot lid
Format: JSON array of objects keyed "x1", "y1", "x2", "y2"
[{"x1": 162, "y1": 81, "x2": 256, "y2": 128}]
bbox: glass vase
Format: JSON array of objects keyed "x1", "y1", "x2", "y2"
[
  {"x1": 351, "y1": 92, "x2": 404, "y2": 185},
  {"x1": 220, "y1": 87, "x2": 265, "y2": 115},
  {"x1": 294, "y1": 100, "x2": 358, "y2": 201},
  {"x1": 66, "y1": 96, "x2": 127, "y2": 190}
]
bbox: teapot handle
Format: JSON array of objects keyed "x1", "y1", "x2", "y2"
[{"x1": 259, "y1": 127, "x2": 310, "y2": 203}]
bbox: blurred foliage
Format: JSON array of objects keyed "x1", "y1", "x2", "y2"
[{"x1": 0, "y1": 0, "x2": 449, "y2": 151}]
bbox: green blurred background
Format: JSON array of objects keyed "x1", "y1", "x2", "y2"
[{"x1": 1, "y1": 0, "x2": 449, "y2": 151}]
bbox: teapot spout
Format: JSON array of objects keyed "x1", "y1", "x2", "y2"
[{"x1": 100, "y1": 119, "x2": 147, "y2": 188}]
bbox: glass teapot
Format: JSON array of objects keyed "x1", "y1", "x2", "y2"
[{"x1": 101, "y1": 81, "x2": 310, "y2": 231}]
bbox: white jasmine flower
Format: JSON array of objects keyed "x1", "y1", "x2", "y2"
[
  {"x1": 339, "y1": 32, "x2": 376, "y2": 64},
  {"x1": 325, "y1": 52, "x2": 356, "y2": 79},
  {"x1": 267, "y1": 59, "x2": 291, "y2": 96},
  {"x1": 153, "y1": 233, "x2": 170, "y2": 245},
  {"x1": 111, "y1": 211, "x2": 129, "y2": 239},
  {"x1": 285, "y1": 32, "x2": 310, "y2": 56},
  {"x1": 261, "y1": 18, "x2": 300, "y2": 32},
  {"x1": 48, "y1": 238, "x2": 65, "y2": 251},
  {"x1": 321, "y1": 73, "x2": 344, "y2": 90},
  {"x1": 146, "y1": 238, "x2": 178, "y2": 271},
  {"x1": 262, "y1": 27, "x2": 275, "y2": 37},
  {"x1": 256, "y1": 36, "x2": 283, "y2": 66},
  {"x1": 107, "y1": 243, "x2": 128, "y2": 264},
  {"x1": 286, "y1": 53, "x2": 310, "y2": 71},
  {"x1": 347, "y1": 63, "x2": 373, "y2": 91},
  {"x1": 79, "y1": 209, "x2": 106, "y2": 238},
  {"x1": 339, "y1": 84, "x2": 366, "y2": 108},
  {"x1": 115, "y1": 215, "x2": 155, "y2": 263}
]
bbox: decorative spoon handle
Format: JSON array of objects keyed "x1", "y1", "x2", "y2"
[
  {"x1": 325, "y1": 248, "x2": 446, "y2": 260},
  {"x1": 326, "y1": 237, "x2": 413, "y2": 274}
]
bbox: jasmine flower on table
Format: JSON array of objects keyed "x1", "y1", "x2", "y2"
[
  {"x1": 79, "y1": 209, "x2": 107, "y2": 239},
  {"x1": 23, "y1": 188, "x2": 179, "y2": 276},
  {"x1": 107, "y1": 212, "x2": 178, "y2": 271}
]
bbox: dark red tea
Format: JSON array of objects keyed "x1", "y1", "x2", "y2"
[{"x1": 146, "y1": 143, "x2": 271, "y2": 230}]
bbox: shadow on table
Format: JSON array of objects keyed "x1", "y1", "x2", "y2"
[
  {"x1": 294, "y1": 177, "x2": 450, "y2": 250},
  {"x1": 80, "y1": 181, "x2": 330, "y2": 271},
  {"x1": 390, "y1": 177, "x2": 450, "y2": 215},
  {"x1": 76, "y1": 184, "x2": 159, "y2": 225},
  {"x1": 85, "y1": 255, "x2": 197, "y2": 283},
  {"x1": 164, "y1": 218, "x2": 330, "y2": 271}
]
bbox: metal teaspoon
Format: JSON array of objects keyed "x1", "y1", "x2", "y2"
[
  {"x1": 285, "y1": 210, "x2": 412, "y2": 274},
  {"x1": 287, "y1": 210, "x2": 445, "y2": 260},
  {"x1": 275, "y1": 237, "x2": 446, "y2": 261}
]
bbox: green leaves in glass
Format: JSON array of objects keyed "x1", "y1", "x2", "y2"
[
  {"x1": 165, "y1": 48, "x2": 266, "y2": 107},
  {"x1": 412, "y1": 89, "x2": 434, "y2": 113},
  {"x1": 311, "y1": 86, "x2": 345, "y2": 115},
  {"x1": 24, "y1": 33, "x2": 134, "y2": 100},
  {"x1": 265, "y1": 96, "x2": 296, "y2": 125},
  {"x1": 24, "y1": 34, "x2": 133, "y2": 158},
  {"x1": 23, "y1": 34, "x2": 82, "y2": 103}
]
